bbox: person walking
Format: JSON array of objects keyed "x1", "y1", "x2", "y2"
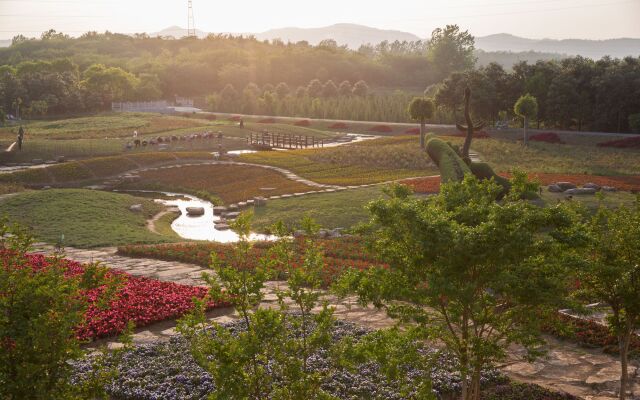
[{"x1": 17, "y1": 126, "x2": 24, "y2": 150}]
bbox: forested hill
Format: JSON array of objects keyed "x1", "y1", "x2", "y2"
[{"x1": 0, "y1": 32, "x2": 439, "y2": 94}]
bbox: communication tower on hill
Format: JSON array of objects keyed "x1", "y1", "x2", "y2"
[{"x1": 187, "y1": 0, "x2": 196, "y2": 38}]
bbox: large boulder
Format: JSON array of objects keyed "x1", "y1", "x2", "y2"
[
  {"x1": 186, "y1": 206, "x2": 205, "y2": 216},
  {"x1": 583, "y1": 182, "x2": 601, "y2": 191},
  {"x1": 565, "y1": 187, "x2": 597, "y2": 195},
  {"x1": 129, "y1": 204, "x2": 143, "y2": 212},
  {"x1": 548, "y1": 184, "x2": 563, "y2": 193},
  {"x1": 555, "y1": 182, "x2": 577, "y2": 191},
  {"x1": 213, "y1": 206, "x2": 226, "y2": 216}
]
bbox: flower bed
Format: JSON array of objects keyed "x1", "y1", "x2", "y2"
[
  {"x1": 258, "y1": 118, "x2": 277, "y2": 123},
  {"x1": 14, "y1": 252, "x2": 221, "y2": 340},
  {"x1": 597, "y1": 135, "x2": 640, "y2": 149},
  {"x1": 544, "y1": 314, "x2": 640, "y2": 359},
  {"x1": 329, "y1": 122, "x2": 349, "y2": 129},
  {"x1": 228, "y1": 115, "x2": 242, "y2": 122},
  {"x1": 529, "y1": 132, "x2": 565, "y2": 144},
  {"x1": 369, "y1": 125, "x2": 393, "y2": 133},
  {"x1": 73, "y1": 319, "x2": 512, "y2": 400},
  {"x1": 118, "y1": 237, "x2": 382, "y2": 286},
  {"x1": 294, "y1": 119, "x2": 311, "y2": 127},
  {"x1": 405, "y1": 127, "x2": 420, "y2": 134},
  {"x1": 399, "y1": 176, "x2": 441, "y2": 193}
]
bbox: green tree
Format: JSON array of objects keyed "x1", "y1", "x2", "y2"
[
  {"x1": 0, "y1": 221, "x2": 120, "y2": 399},
  {"x1": 427, "y1": 25, "x2": 475, "y2": 79},
  {"x1": 307, "y1": 79, "x2": 323, "y2": 98},
  {"x1": 336, "y1": 177, "x2": 572, "y2": 400},
  {"x1": 408, "y1": 97, "x2": 435, "y2": 148},
  {"x1": 572, "y1": 202, "x2": 640, "y2": 400},
  {"x1": 352, "y1": 80, "x2": 369, "y2": 97},
  {"x1": 321, "y1": 80, "x2": 338, "y2": 98},
  {"x1": 338, "y1": 80, "x2": 352, "y2": 96},
  {"x1": 275, "y1": 82, "x2": 290, "y2": 100},
  {"x1": 514, "y1": 93, "x2": 538, "y2": 146}
]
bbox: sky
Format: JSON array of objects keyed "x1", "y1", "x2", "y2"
[{"x1": 1, "y1": 0, "x2": 639, "y2": 41}]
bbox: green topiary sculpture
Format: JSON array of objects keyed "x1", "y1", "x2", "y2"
[{"x1": 456, "y1": 87, "x2": 485, "y2": 163}]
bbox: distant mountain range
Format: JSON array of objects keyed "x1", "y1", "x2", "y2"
[
  {"x1": 151, "y1": 24, "x2": 639, "y2": 59},
  {"x1": 3, "y1": 24, "x2": 638, "y2": 59}
]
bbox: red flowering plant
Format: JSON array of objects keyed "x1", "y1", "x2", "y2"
[{"x1": 529, "y1": 132, "x2": 565, "y2": 144}]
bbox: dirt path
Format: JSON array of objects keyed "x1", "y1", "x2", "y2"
[
  {"x1": 146, "y1": 207, "x2": 179, "y2": 234},
  {"x1": 29, "y1": 244, "x2": 640, "y2": 399}
]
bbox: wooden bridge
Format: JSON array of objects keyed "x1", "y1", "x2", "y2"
[{"x1": 247, "y1": 131, "x2": 324, "y2": 150}]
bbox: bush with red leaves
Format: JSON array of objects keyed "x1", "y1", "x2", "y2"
[
  {"x1": 258, "y1": 118, "x2": 277, "y2": 124},
  {"x1": 203, "y1": 114, "x2": 217, "y2": 121},
  {"x1": 597, "y1": 135, "x2": 640, "y2": 149},
  {"x1": 228, "y1": 115, "x2": 241, "y2": 122},
  {"x1": 529, "y1": 132, "x2": 565, "y2": 144},
  {"x1": 10, "y1": 253, "x2": 223, "y2": 341},
  {"x1": 328, "y1": 122, "x2": 349, "y2": 129},
  {"x1": 369, "y1": 125, "x2": 393, "y2": 133},
  {"x1": 294, "y1": 119, "x2": 311, "y2": 127},
  {"x1": 405, "y1": 127, "x2": 420, "y2": 135}
]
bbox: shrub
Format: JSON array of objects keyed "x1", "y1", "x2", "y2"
[
  {"x1": 258, "y1": 117, "x2": 277, "y2": 123},
  {"x1": 425, "y1": 136, "x2": 471, "y2": 182},
  {"x1": 328, "y1": 122, "x2": 348, "y2": 129},
  {"x1": 597, "y1": 136, "x2": 640, "y2": 148},
  {"x1": 529, "y1": 132, "x2": 565, "y2": 144},
  {"x1": 294, "y1": 119, "x2": 311, "y2": 127},
  {"x1": 369, "y1": 125, "x2": 393, "y2": 133},
  {"x1": 405, "y1": 127, "x2": 420, "y2": 134}
]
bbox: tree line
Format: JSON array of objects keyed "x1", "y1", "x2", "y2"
[{"x1": 434, "y1": 56, "x2": 640, "y2": 133}]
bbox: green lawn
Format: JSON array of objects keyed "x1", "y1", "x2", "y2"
[
  {"x1": 0, "y1": 189, "x2": 176, "y2": 248},
  {"x1": 240, "y1": 136, "x2": 436, "y2": 185},
  {"x1": 252, "y1": 186, "x2": 385, "y2": 232}
]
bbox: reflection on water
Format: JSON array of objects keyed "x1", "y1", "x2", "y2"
[{"x1": 118, "y1": 190, "x2": 274, "y2": 243}]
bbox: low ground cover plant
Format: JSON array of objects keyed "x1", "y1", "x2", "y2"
[
  {"x1": 119, "y1": 236, "x2": 381, "y2": 287},
  {"x1": 597, "y1": 136, "x2": 640, "y2": 149},
  {"x1": 118, "y1": 163, "x2": 315, "y2": 204},
  {"x1": 369, "y1": 124, "x2": 394, "y2": 133},
  {"x1": 529, "y1": 132, "x2": 565, "y2": 144},
  {"x1": 15, "y1": 252, "x2": 217, "y2": 341},
  {"x1": 294, "y1": 119, "x2": 311, "y2": 127},
  {"x1": 329, "y1": 122, "x2": 349, "y2": 129}
]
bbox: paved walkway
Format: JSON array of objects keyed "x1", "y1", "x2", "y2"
[{"x1": 31, "y1": 244, "x2": 640, "y2": 399}]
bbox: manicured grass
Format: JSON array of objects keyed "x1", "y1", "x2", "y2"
[
  {"x1": 252, "y1": 186, "x2": 385, "y2": 232},
  {"x1": 0, "y1": 189, "x2": 175, "y2": 248},
  {"x1": 153, "y1": 210, "x2": 182, "y2": 239},
  {"x1": 0, "y1": 152, "x2": 215, "y2": 185},
  {"x1": 0, "y1": 113, "x2": 212, "y2": 139},
  {"x1": 240, "y1": 137, "x2": 435, "y2": 185},
  {"x1": 118, "y1": 164, "x2": 316, "y2": 204},
  {"x1": 469, "y1": 137, "x2": 640, "y2": 176}
]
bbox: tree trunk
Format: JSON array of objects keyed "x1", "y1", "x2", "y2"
[
  {"x1": 619, "y1": 330, "x2": 631, "y2": 400},
  {"x1": 462, "y1": 108, "x2": 473, "y2": 162},
  {"x1": 420, "y1": 120, "x2": 426, "y2": 149},
  {"x1": 523, "y1": 116, "x2": 529, "y2": 146}
]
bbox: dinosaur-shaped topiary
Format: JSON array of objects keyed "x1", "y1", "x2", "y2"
[{"x1": 456, "y1": 87, "x2": 485, "y2": 164}]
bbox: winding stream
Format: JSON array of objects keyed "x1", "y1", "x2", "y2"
[{"x1": 120, "y1": 190, "x2": 275, "y2": 243}]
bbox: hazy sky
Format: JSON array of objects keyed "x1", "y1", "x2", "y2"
[{"x1": 1, "y1": 0, "x2": 639, "y2": 41}]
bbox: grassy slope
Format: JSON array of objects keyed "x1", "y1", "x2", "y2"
[
  {"x1": 0, "y1": 189, "x2": 174, "y2": 248},
  {"x1": 240, "y1": 136, "x2": 436, "y2": 185},
  {"x1": 252, "y1": 186, "x2": 384, "y2": 232},
  {"x1": 121, "y1": 164, "x2": 315, "y2": 204}
]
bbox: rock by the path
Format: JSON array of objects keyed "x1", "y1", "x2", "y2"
[
  {"x1": 129, "y1": 204, "x2": 143, "y2": 212},
  {"x1": 223, "y1": 212, "x2": 240, "y2": 220},
  {"x1": 214, "y1": 223, "x2": 230, "y2": 230},
  {"x1": 556, "y1": 182, "x2": 577, "y2": 191},
  {"x1": 31, "y1": 158, "x2": 44, "y2": 164},
  {"x1": 56, "y1": 156, "x2": 66, "y2": 163},
  {"x1": 293, "y1": 230, "x2": 306, "y2": 238},
  {"x1": 186, "y1": 206, "x2": 205, "y2": 216},
  {"x1": 227, "y1": 204, "x2": 239, "y2": 211},
  {"x1": 212, "y1": 206, "x2": 226, "y2": 216},
  {"x1": 565, "y1": 187, "x2": 597, "y2": 195},
  {"x1": 602, "y1": 186, "x2": 617, "y2": 192},
  {"x1": 583, "y1": 182, "x2": 601, "y2": 190},
  {"x1": 237, "y1": 201, "x2": 247, "y2": 208},
  {"x1": 548, "y1": 184, "x2": 563, "y2": 193},
  {"x1": 253, "y1": 196, "x2": 267, "y2": 206}
]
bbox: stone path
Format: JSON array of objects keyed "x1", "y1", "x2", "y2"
[{"x1": 31, "y1": 244, "x2": 640, "y2": 399}]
